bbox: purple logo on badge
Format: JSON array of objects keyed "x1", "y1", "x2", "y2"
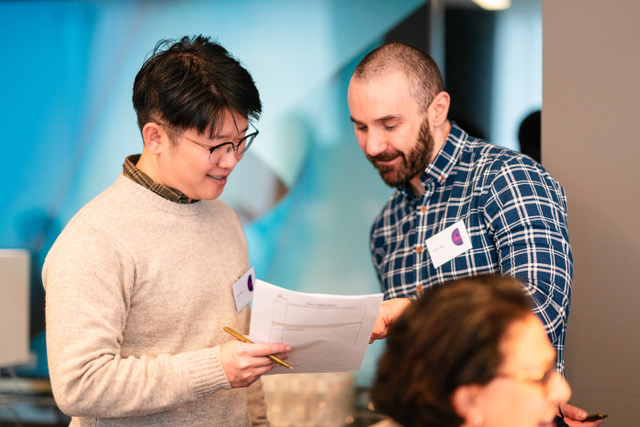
[
  {"x1": 451, "y1": 228, "x2": 464, "y2": 246},
  {"x1": 247, "y1": 275, "x2": 253, "y2": 292}
]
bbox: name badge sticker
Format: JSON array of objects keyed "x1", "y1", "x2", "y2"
[
  {"x1": 425, "y1": 220, "x2": 473, "y2": 269},
  {"x1": 232, "y1": 266, "x2": 255, "y2": 313}
]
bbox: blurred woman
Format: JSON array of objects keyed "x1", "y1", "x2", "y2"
[{"x1": 371, "y1": 275, "x2": 571, "y2": 427}]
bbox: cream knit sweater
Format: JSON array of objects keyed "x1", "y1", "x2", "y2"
[{"x1": 43, "y1": 175, "x2": 267, "y2": 426}]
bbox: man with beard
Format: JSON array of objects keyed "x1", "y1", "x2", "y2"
[{"x1": 348, "y1": 43, "x2": 602, "y2": 426}]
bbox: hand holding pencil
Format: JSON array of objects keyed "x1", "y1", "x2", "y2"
[
  {"x1": 220, "y1": 327, "x2": 292, "y2": 388},
  {"x1": 224, "y1": 327, "x2": 292, "y2": 369}
]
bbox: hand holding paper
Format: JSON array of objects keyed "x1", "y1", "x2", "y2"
[
  {"x1": 249, "y1": 280, "x2": 383, "y2": 374},
  {"x1": 224, "y1": 326, "x2": 292, "y2": 369},
  {"x1": 369, "y1": 297, "x2": 411, "y2": 343},
  {"x1": 220, "y1": 332, "x2": 291, "y2": 387}
]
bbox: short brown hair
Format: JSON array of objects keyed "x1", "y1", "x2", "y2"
[
  {"x1": 371, "y1": 275, "x2": 533, "y2": 427},
  {"x1": 352, "y1": 42, "x2": 444, "y2": 112}
]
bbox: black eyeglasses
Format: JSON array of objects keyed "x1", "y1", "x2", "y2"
[
  {"x1": 495, "y1": 364, "x2": 559, "y2": 395},
  {"x1": 158, "y1": 122, "x2": 259, "y2": 164}
]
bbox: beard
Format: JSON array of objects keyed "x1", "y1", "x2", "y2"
[{"x1": 368, "y1": 117, "x2": 434, "y2": 188}]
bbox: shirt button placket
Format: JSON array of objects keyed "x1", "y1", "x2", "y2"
[{"x1": 416, "y1": 204, "x2": 428, "y2": 297}]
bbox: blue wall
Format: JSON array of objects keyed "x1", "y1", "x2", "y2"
[
  {"x1": 0, "y1": 0, "x2": 424, "y2": 382},
  {"x1": 0, "y1": 0, "x2": 541, "y2": 385}
]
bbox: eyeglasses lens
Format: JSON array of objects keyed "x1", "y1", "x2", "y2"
[{"x1": 209, "y1": 133, "x2": 255, "y2": 163}]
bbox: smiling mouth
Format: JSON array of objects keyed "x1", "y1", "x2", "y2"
[
  {"x1": 375, "y1": 157, "x2": 399, "y2": 166},
  {"x1": 372, "y1": 155, "x2": 405, "y2": 172},
  {"x1": 207, "y1": 174, "x2": 227, "y2": 181},
  {"x1": 370, "y1": 151, "x2": 400, "y2": 162}
]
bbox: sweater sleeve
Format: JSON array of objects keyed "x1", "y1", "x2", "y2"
[{"x1": 43, "y1": 226, "x2": 232, "y2": 418}]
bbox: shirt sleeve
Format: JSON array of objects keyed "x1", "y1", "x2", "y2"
[{"x1": 483, "y1": 158, "x2": 573, "y2": 371}]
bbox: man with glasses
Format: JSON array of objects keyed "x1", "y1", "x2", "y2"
[
  {"x1": 348, "y1": 42, "x2": 602, "y2": 426},
  {"x1": 43, "y1": 35, "x2": 290, "y2": 426}
]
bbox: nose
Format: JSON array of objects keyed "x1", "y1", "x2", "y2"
[
  {"x1": 362, "y1": 129, "x2": 387, "y2": 158},
  {"x1": 548, "y1": 371, "x2": 572, "y2": 405},
  {"x1": 216, "y1": 148, "x2": 241, "y2": 169}
]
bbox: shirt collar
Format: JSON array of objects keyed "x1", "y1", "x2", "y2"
[{"x1": 122, "y1": 154, "x2": 198, "y2": 204}]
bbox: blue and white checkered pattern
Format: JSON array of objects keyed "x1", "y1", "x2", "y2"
[{"x1": 371, "y1": 123, "x2": 572, "y2": 372}]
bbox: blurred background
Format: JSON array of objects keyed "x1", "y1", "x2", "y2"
[{"x1": 1, "y1": 0, "x2": 545, "y2": 425}]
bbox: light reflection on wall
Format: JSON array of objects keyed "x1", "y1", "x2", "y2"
[{"x1": 491, "y1": 0, "x2": 542, "y2": 151}]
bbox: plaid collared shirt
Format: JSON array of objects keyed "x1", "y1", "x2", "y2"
[
  {"x1": 371, "y1": 122, "x2": 572, "y2": 372},
  {"x1": 122, "y1": 155, "x2": 197, "y2": 204}
]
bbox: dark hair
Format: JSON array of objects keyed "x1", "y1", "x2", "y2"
[
  {"x1": 518, "y1": 110, "x2": 541, "y2": 163},
  {"x1": 352, "y1": 42, "x2": 444, "y2": 112},
  {"x1": 371, "y1": 275, "x2": 533, "y2": 427},
  {"x1": 132, "y1": 35, "x2": 261, "y2": 137}
]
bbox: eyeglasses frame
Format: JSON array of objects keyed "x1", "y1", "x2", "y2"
[
  {"x1": 157, "y1": 121, "x2": 259, "y2": 163},
  {"x1": 495, "y1": 364, "x2": 559, "y2": 394}
]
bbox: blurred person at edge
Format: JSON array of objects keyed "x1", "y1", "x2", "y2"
[
  {"x1": 347, "y1": 42, "x2": 602, "y2": 426},
  {"x1": 43, "y1": 35, "x2": 290, "y2": 426},
  {"x1": 371, "y1": 275, "x2": 571, "y2": 427}
]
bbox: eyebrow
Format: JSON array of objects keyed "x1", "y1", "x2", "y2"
[
  {"x1": 210, "y1": 124, "x2": 250, "y2": 140},
  {"x1": 350, "y1": 115, "x2": 401, "y2": 125},
  {"x1": 531, "y1": 356, "x2": 557, "y2": 376}
]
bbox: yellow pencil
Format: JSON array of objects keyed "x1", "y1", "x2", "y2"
[{"x1": 223, "y1": 326, "x2": 292, "y2": 369}]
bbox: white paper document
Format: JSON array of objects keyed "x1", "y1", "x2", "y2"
[{"x1": 249, "y1": 280, "x2": 383, "y2": 374}]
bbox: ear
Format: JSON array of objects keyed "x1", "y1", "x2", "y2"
[
  {"x1": 451, "y1": 384, "x2": 482, "y2": 422},
  {"x1": 428, "y1": 91, "x2": 450, "y2": 128},
  {"x1": 142, "y1": 122, "x2": 166, "y2": 154}
]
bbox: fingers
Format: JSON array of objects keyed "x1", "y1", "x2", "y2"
[
  {"x1": 558, "y1": 402, "x2": 588, "y2": 420},
  {"x1": 270, "y1": 351, "x2": 290, "y2": 360},
  {"x1": 220, "y1": 341, "x2": 292, "y2": 388},
  {"x1": 369, "y1": 297, "x2": 411, "y2": 343},
  {"x1": 558, "y1": 403, "x2": 605, "y2": 427},
  {"x1": 369, "y1": 316, "x2": 388, "y2": 343},
  {"x1": 562, "y1": 419, "x2": 603, "y2": 427},
  {"x1": 253, "y1": 342, "x2": 292, "y2": 358}
]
